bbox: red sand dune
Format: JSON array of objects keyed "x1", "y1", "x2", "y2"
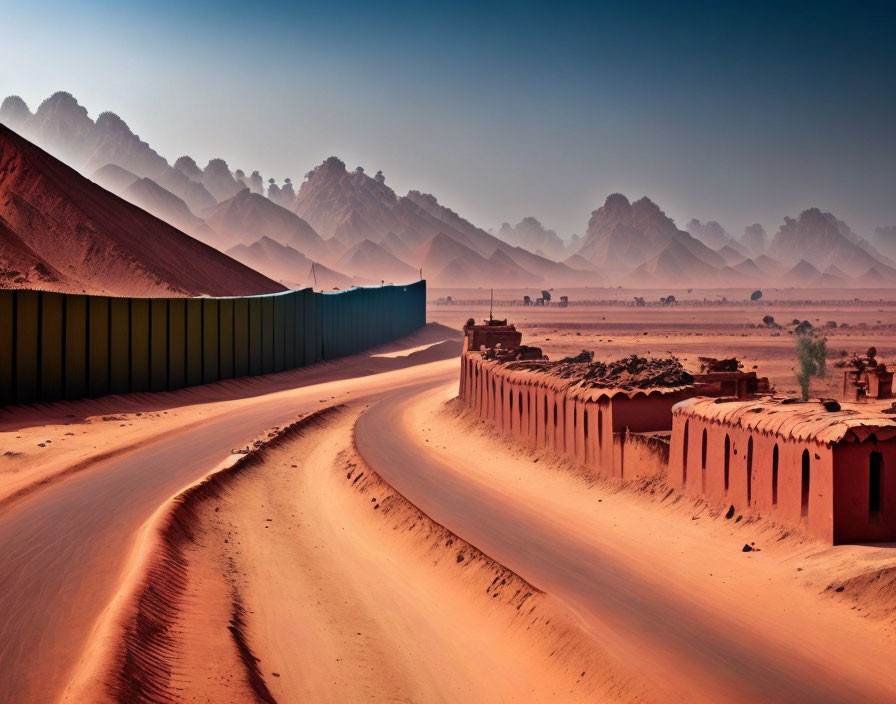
[{"x1": 0, "y1": 124, "x2": 283, "y2": 296}]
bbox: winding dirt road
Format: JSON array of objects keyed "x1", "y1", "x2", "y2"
[
  {"x1": 5, "y1": 330, "x2": 896, "y2": 703},
  {"x1": 0, "y1": 342, "x2": 458, "y2": 703},
  {"x1": 354, "y1": 381, "x2": 896, "y2": 704}
]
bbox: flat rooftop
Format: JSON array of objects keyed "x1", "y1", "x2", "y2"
[{"x1": 673, "y1": 396, "x2": 896, "y2": 444}]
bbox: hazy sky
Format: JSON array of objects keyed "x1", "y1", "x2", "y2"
[{"x1": 3, "y1": 1, "x2": 894, "y2": 239}]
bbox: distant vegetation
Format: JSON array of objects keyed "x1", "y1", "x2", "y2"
[{"x1": 795, "y1": 334, "x2": 827, "y2": 400}]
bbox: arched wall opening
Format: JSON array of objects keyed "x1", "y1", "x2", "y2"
[
  {"x1": 701, "y1": 428, "x2": 708, "y2": 493},
  {"x1": 870, "y1": 450, "x2": 883, "y2": 515},
  {"x1": 724, "y1": 434, "x2": 730, "y2": 492},
  {"x1": 772, "y1": 444, "x2": 779, "y2": 506},
  {"x1": 801, "y1": 449, "x2": 811, "y2": 518},
  {"x1": 746, "y1": 436, "x2": 754, "y2": 506}
]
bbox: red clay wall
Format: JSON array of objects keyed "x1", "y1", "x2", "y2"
[
  {"x1": 613, "y1": 430, "x2": 670, "y2": 480},
  {"x1": 463, "y1": 352, "x2": 896, "y2": 544},
  {"x1": 832, "y1": 441, "x2": 896, "y2": 543},
  {"x1": 670, "y1": 410, "x2": 837, "y2": 542},
  {"x1": 460, "y1": 353, "x2": 677, "y2": 481}
]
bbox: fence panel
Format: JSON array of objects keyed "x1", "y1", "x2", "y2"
[
  {"x1": 130, "y1": 298, "x2": 150, "y2": 393},
  {"x1": 261, "y1": 296, "x2": 274, "y2": 374},
  {"x1": 248, "y1": 297, "x2": 263, "y2": 376},
  {"x1": 293, "y1": 289, "x2": 306, "y2": 368},
  {"x1": 15, "y1": 291, "x2": 40, "y2": 404},
  {"x1": 0, "y1": 283, "x2": 425, "y2": 406},
  {"x1": 234, "y1": 297, "x2": 250, "y2": 378},
  {"x1": 40, "y1": 292, "x2": 65, "y2": 401},
  {"x1": 185, "y1": 299, "x2": 203, "y2": 387},
  {"x1": 109, "y1": 297, "x2": 130, "y2": 395},
  {"x1": 273, "y1": 294, "x2": 286, "y2": 372},
  {"x1": 219, "y1": 298, "x2": 234, "y2": 380},
  {"x1": 150, "y1": 299, "x2": 168, "y2": 392},
  {"x1": 202, "y1": 298, "x2": 219, "y2": 384},
  {"x1": 168, "y1": 299, "x2": 186, "y2": 390},
  {"x1": 88, "y1": 296, "x2": 109, "y2": 398},
  {"x1": 65, "y1": 295, "x2": 88, "y2": 400},
  {"x1": 283, "y1": 292, "x2": 296, "y2": 369},
  {"x1": 0, "y1": 291, "x2": 12, "y2": 404}
]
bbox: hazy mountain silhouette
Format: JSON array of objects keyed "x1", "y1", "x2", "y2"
[
  {"x1": 496, "y1": 217, "x2": 567, "y2": 259},
  {"x1": 335, "y1": 239, "x2": 418, "y2": 283},
  {"x1": 685, "y1": 219, "x2": 747, "y2": 256},
  {"x1": 122, "y1": 178, "x2": 204, "y2": 234},
  {"x1": 574, "y1": 194, "x2": 725, "y2": 284},
  {"x1": 768, "y1": 208, "x2": 896, "y2": 277},
  {"x1": 202, "y1": 188, "x2": 327, "y2": 259},
  {"x1": 2, "y1": 93, "x2": 168, "y2": 178},
  {"x1": 7, "y1": 90, "x2": 896, "y2": 289},
  {"x1": 0, "y1": 124, "x2": 282, "y2": 295},
  {"x1": 226, "y1": 236, "x2": 351, "y2": 290}
]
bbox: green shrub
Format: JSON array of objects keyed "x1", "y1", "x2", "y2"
[{"x1": 795, "y1": 334, "x2": 827, "y2": 401}]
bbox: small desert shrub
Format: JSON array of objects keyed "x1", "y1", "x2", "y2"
[{"x1": 795, "y1": 334, "x2": 827, "y2": 401}]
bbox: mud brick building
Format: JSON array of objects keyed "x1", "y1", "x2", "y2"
[
  {"x1": 460, "y1": 321, "x2": 695, "y2": 480},
  {"x1": 460, "y1": 320, "x2": 896, "y2": 544},
  {"x1": 671, "y1": 397, "x2": 896, "y2": 543}
]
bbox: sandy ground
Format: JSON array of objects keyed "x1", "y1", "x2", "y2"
[
  {"x1": 0, "y1": 325, "x2": 462, "y2": 703},
  {"x1": 5, "y1": 298, "x2": 896, "y2": 703},
  {"x1": 354, "y1": 381, "x2": 896, "y2": 702},
  {"x1": 68, "y1": 377, "x2": 896, "y2": 703},
  {"x1": 70, "y1": 405, "x2": 643, "y2": 703},
  {"x1": 0, "y1": 328, "x2": 459, "y2": 511}
]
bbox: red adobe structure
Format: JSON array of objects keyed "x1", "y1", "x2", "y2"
[
  {"x1": 460, "y1": 319, "x2": 896, "y2": 544},
  {"x1": 460, "y1": 320, "x2": 701, "y2": 481},
  {"x1": 671, "y1": 397, "x2": 896, "y2": 543}
]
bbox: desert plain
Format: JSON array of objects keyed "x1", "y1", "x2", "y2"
[{"x1": 1, "y1": 291, "x2": 896, "y2": 703}]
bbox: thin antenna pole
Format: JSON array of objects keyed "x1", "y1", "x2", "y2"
[{"x1": 490, "y1": 288, "x2": 493, "y2": 321}]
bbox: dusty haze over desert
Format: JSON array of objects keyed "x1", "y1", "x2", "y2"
[{"x1": 2, "y1": 2, "x2": 896, "y2": 703}]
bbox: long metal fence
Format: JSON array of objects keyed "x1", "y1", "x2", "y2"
[{"x1": 0, "y1": 281, "x2": 426, "y2": 406}]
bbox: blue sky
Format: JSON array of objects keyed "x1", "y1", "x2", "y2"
[{"x1": 2, "y1": 1, "x2": 894, "y2": 238}]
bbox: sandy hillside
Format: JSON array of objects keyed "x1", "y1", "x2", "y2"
[{"x1": 0, "y1": 123, "x2": 282, "y2": 296}]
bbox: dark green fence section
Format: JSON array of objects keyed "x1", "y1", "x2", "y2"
[{"x1": 0, "y1": 281, "x2": 425, "y2": 407}]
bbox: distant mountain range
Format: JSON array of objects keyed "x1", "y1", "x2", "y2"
[
  {"x1": 2, "y1": 90, "x2": 895, "y2": 291},
  {"x1": 0, "y1": 124, "x2": 281, "y2": 296}
]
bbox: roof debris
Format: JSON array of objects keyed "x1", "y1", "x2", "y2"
[
  {"x1": 674, "y1": 396, "x2": 896, "y2": 444},
  {"x1": 504, "y1": 353, "x2": 694, "y2": 391},
  {"x1": 698, "y1": 357, "x2": 742, "y2": 373}
]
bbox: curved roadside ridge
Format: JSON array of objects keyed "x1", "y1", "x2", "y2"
[
  {"x1": 346, "y1": 422, "x2": 646, "y2": 701},
  {"x1": 64, "y1": 407, "x2": 342, "y2": 704},
  {"x1": 0, "y1": 444, "x2": 140, "y2": 514},
  {"x1": 0, "y1": 415, "x2": 214, "y2": 516},
  {"x1": 341, "y1": 442, "x2": 544, "y2": 611}
]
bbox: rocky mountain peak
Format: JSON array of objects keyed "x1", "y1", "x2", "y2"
[
  {"x1": 0, "y1": 96, "x2": 31, "y2": 128},
  {"x1": 94, "y1": 111, "x2": 130, "y2": 133},
  {"x1": 173, "y1": 156, "x2": 202, "y2": 179}
]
